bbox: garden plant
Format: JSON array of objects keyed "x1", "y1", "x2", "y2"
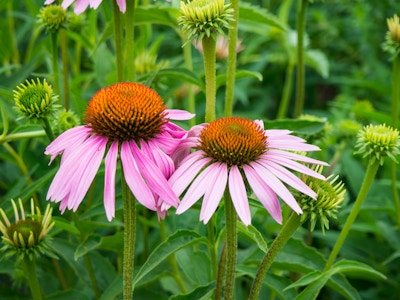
[{"x1": 0, "y1": 0, "x2": 400, "y2": 299}]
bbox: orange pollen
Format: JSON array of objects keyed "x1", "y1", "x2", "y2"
[
  {"x1": 84, "y1": 82, "x2": 167, "y2": 141},
  {"x1": 199, "y1": 117, "x2": 267, "y2": 166}
]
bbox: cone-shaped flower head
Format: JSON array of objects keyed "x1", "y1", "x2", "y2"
[
  {"x1": 13, "y1": 79, "x2": 59, "y2": 120},
  {"x1": 44, "y1": 0, "x2": 126, "y2": 15},
  {"x1": 0, "y1": 199, "x2": 55, "y2": 261},
  {"x1": 170, "y1": 117, "x2": 328, "y2": 226},
  {"x1": 38, "y1": 5, "x2": 67, "y2": 33},
  {"x1": 45, "y1": 82, "x2": 194, "y2": 221},
  {"x1": 355, "y1": 124, "x2": 400, "y2": 165},
  {"x1": 178, "y1": 0, "x2": 234, "y2": 43},
  {"x1": 299, "y1": 166, "x2": 345, "y2": 234}
]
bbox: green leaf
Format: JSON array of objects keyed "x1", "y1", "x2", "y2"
[
  {"x1": 263, "y1": 118, "x2": 326, "y2": 136},
  {"x1": 74, "y1": 234, "x2": 102, "y2": 260},
  {"x1": 134, "y1": 6, "x2": 179, "y2": 28},
  {"x1": 52, "y1": 216, "x2": 80, "y2": 235},
  {"x1": 156, "y1": 68, "x2": 204, "y2": 90},
  {"x1": 305, "y1": 49, "x2": 329, "y2": 78},
  {"x1": 331, "y1": 259, "x2": 386, "y2": 280},
  {"x1": 237, "y1": 222, "x2": 268, "y2": 253},
  {"x1": 239, "y1": 3, "x2": 287, "y2": 32},
  {"x1": 100, "y1": 275, "x2": 122, "y2": 300},
  {"x1": 327, "y1": 273, "x2": 361, "y2": 300},
  {"x1": 46, "y1": 289, "x2": 90, "y2": 300},
  {"x1": 216, "y1": 70, "x2": 263, "y2": 90},
  {"x1": 133, "y1": 230, "x2": 209, "y2": 286},
  {"x1": 170, "y1": 282, "x2": 215, "y2": 300}
]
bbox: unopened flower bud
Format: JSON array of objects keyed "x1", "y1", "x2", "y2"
[{"x1": 38, "y1": 5, "x2": 67, "y2": 34}]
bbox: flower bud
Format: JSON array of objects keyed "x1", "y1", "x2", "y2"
[{"x1": 38, "y1": 5, "x2": 67, "y2": 34}]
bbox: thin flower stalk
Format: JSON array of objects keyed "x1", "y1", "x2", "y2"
[
  {"x1": 202, "y1": 36, "x2": 217, "y2": 122},
  {"x1": 125, "y1": 0, "x2": 136, "y2": 82},
  {"x1": 113, "y1": 1, "x2": 124, "y2": 82}
]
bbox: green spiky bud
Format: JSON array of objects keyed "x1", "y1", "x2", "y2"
[
  {"x1": 355, "y1": 124, "x2": 400, "y2": 166},
  {"x1": 13, "y1": 79, "x2": 59, "y2": 120},
  {"x1": 383, "y1": 14, "x2": 400, "y2": 57},
  {"x1": 38, "y1": 5, "x2": 67, "y2": 34},
  {"x1": 178, "y1": 0, "x2": 234, "y2": 43},
  {"x1": 299, "y1": 166, "x2": 346, "y2": 234},
  {"x1": 53, "y1": 109, "x2": 81, "y2": 135},
  {"x1": 0, "y1": 199, "x2": 56, "y2": 261}
]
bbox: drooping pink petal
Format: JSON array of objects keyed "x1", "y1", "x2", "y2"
[
  {"x1": 264, "y1": 129, "x2": 292, "y2": 136},
  {"x1": 259, "y1": 159, "x2": 317, "y2": 199},
  {"x1": 166, "y1": 109, "x2": 195, "y2": 120},
  {"x1": 200, "y1": 163, "x2": 227, "y2": 223},
  {"x1": 120, "y1": 141, "x2": 156, "y2": 211},
  {"x1": 243, "y1": 165, "x2": 282, "y2": 224},
  {"x1": 44, "y1": 0, "x2": 56, "y2": 5},
  {"x1": 104, "y1": 141, "x2": 118, "y2": 221},
  {"x1": 144, "y1": 140, "x2": 175, "y2": 178},
  {"x1": 61, "y1": 0, "x2": 75, "y2": 8},
  {"x1": 250, "y1": 162, "x2": 302, "y2": 214},
  {"x1": 169, "y1": 152, "x2": 211, "y2": 196},
  {"x1": 176, "y1": 163, "x2": 219, "y2": 215},
  {"x1": 228, "y1": 165, "x2": 251, "y2": 225},
  {"x1": 116, "y1": 0, "x2": 126, "y2": 12},
  {"x1": 261, "y1": 152, "x2": 326, "y2": 180},
  {"x1": 266, "y1": 149, "x2": 328, "y2": 166},
  {"x1": 267, "y1": 135, "x2": 321, "y2": 152},
  {"x1": 130, "y1": 141, "x2": 179, "y2": 208},
  {"x1": 89, "y1": 0, "x2": 103, "y2": 9},
  {"x1": 74, "y1": 0, "x2": 90, "y2": 14}
]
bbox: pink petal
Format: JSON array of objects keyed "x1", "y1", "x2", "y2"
[
  {"x1": 176, "y1": 163, "x2": 219, "y2": 215},
  {"x1": 250, "y1": 162, "x2": 302, "y2": 214},
  {"x1": 166, "y1": 109, "x2": 195, "y2": 120},
  {"x1": 116, "y1": 0, "x2": 126, "y2": 12},
  {"x1": 120, "y1": 141, "x2": 156, "y2": 211},
  {"x1": 104, "y1": 142, "x2": 118, "y2": 221},
  {"x1": 89, "y1": 0, "x2": 102, "y2": 9},
  {"x1": 243, "y1": 165, "x2": 282, "y2": 224},
  {"x1": 130, "y1": 142, "x2": 179, "y2": 208},
  {"x1": 61, "y1": 0, "x2": 75, "y2": 8},
  {"x1": 200, "y1": 163, "x2": 228, "y2": 223},
  {"x1": 144, "y1": 140, "x2": 175, "y2": 178},
  {"x1": 266, "y1": 149, "x2": 328, "y2": 166},
  {"x1": 228, "y1": 165, "x2": 251, "y2": 225},
  {"x1": 44, "y1": 0, "x2": 55, "y2": 4},
  {"x1": 74, "y1": 0, "x2": 90, "y2": 14},
  {"x1": 264, "y1": 129, "x2": 292, "y2": 136},
  {"x1": 260, "y1": 160, "x2": 317, "y2": 198}
]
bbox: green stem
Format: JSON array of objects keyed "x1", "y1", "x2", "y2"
[
  {"x1": 215, "y1": 243, "x2": 226, "y2": 300},
  {"x1": 0, "y1": 130, "x2": 45, "y2": 144},
  {"x1": 294, "y1": 0, "x2": 308, "y2": 118},
  {"x1": 7, "y1": 2, "x2": 19, "y2": 65},
  {"x1": 324, "y1": 161, "x2": 380, "y2": 270},
  {"x1": 224, "y1": 0, "x2": 239, "y2": 117},
  {"x1": 202, "y1": 36, "x2": 217, "y2": 123},
  {"x1": 84, "y1": 254, "x2": 101, "y2": 299},
  {"x1": 22, "y1": 257, "x2": 42, "y2": 300},
  {"x1": 159, "y1": 220, "x2": 187, "y2": 293},
  {"x1": 183, "y1": 39, "x2": 196, "y2": 126},
  {"x1": 121, "y1": 171, "x2": 136, "y2": 299},
  {"x1": 224, "y1": 189, "x2": 237, "y2": 300},
  {"x1": 391, "y1": 54, "x2": 400, "y2": 227},
  {"x1": 248, "y1": 213, "x2": 302, "y2": 300},
  {"x1": 277, "y1": 60, "x2": 295, "y2": 118},
  {"x1": 125, "y1": 0, "x2": 136, "y2": 82},
  {"x1": 51, "y1": 33, "x2": 60, "y2": 97},
  {"x1": 207, "y1": 217, "x2": 217, "y2": 279},
  {"x1": 60, "y1": 28, "x2": 70, "y2": 109},
  {"x1": 113, "y1": 1, "x2": 124, "y2": 82},
  {"x1": 40, "y1": 117, "x2": 55, "y2": 141}
]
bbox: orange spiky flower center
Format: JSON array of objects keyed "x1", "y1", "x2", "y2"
[
  {"x1": 199, "y1": 117, "x2": 267, "y2": 166},
  {"x1": 84, "y1": 82, "x2": 167, "y2": 141}
]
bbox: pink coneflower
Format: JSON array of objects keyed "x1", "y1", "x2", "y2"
[
  {"x1": 45, "y1": 82, "x2": 193, "y2": 221},
  {"x1": 169, "y1": 117, "x2": 328, "y2": 225},
  {"x1": 44, "y1": 0, "x2": 126, "y2": 15}
]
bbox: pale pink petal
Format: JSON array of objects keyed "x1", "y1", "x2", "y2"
[
  {"x1": 254, "y1": 120, "x2": 264, "y2": 129},
  {"x1": 144, "y1": 140, "x2": 175, "y2": 178},
  {"x1": 166, "y1": 109, "x2": 195, "y2": 120},
  {"x1": 74, "y1": 0, "x2": 90, "y2": 14},
  {"x1": 268, "y1": 135, "x2": 321, "y2": 152},
  {"x1": 169, "y1": 152, "x2": 211, "y2": 196},
  {"x1": 44, "y1": 0, "x2": 56, "y2": 5},
  {"x1": 89, "y1": 0, "x2": 102, "y2": 9},
  {"x1": 130, "y1": 142, "x2": 179, "y2": 207},
  {"x1": 120, "y1": 141, "x2": 156, "y2": 211},
  {"x1": 116, "y1": 0, "x2": 126, "y2": 12},
  {"x1": 250, "y1": 162, "x2": 302, "y2": 214},
  {"x1": 265, "y1": 149, "x2": 328, "y2": 166},
  {"x1": 200, "y1": 163, "x2": 228, "y2": 223},
  {"x1": 61, "y1": 0, "x2": 75, "y2": 8},
  {"x1": 228, "y1": 165, "x2": 251, "y2": 225},
  {"x1": 104, "y1": 142, "x2": 118, "y2": 221},
  {"x1": 260, "y1": 160, "x2": 317, "y2": 199},
  {"x1": 243, "y1": 165, "x2": 282, "y2": 224},
  {"x1": 261, "y1": 153, "x2": 326, "y2": 180},
  {"x1": 176, "y1": 163, "x2": 219, "y2": 214},
  {"x1": 264, "y1": 129, "x2": 292, "y2": 136}
]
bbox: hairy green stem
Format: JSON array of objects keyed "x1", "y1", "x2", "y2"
[
  {"x1": 207, "y1": 217, "x2": 217, "y2": 279},
  {"x1": 202, "y1": 36, "x2": 217, "y2": 122},
  {"x1": 60, "y1": 28, "x2": 70, "y2": 109},
  {"x1": 224, "y1": 189, "x2": 237, "y2": 300},
  {"x1": 51, "y1": 33, "x2": 60, "y2": 97},
  {"x1": 113, "y1": 1, "x2": 124, "y2": 82},
  {"x1": 224, "y1": 0, "x2": 239, "y2": 117},
  {"x1": 391, "y1": 54, "x2": 400, "y2": 226},
  {"x1": 215, "y1": 243, "x2": 226, "y2": 300},
  {"x1": 121, "y1": 171, "x2": 136, "y2": 299},
  {"x1": 159, "y1": 220, "x2": 187, "y2": 293},
  {"x1": 125, "y1": 0, "x2": 136, "y2": 82},
  {"x1": 183, "y1": 39, "x2": 196, "y2": 126},
  {"x1": 248, "y1": 213, "x2": 302, "y2": 300},
  {"x1": 294, "y1": 0, "x2": 308, "y2": 118},
  {"x1": 324, "y1": 161, "x2": 380, "y2": 270},
  {"x1": 23, "y1": 257, "x2": 42, "y2": 300},
  {"x1": 277, "y1": 60, "x2": 295, "y2": 118}
]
